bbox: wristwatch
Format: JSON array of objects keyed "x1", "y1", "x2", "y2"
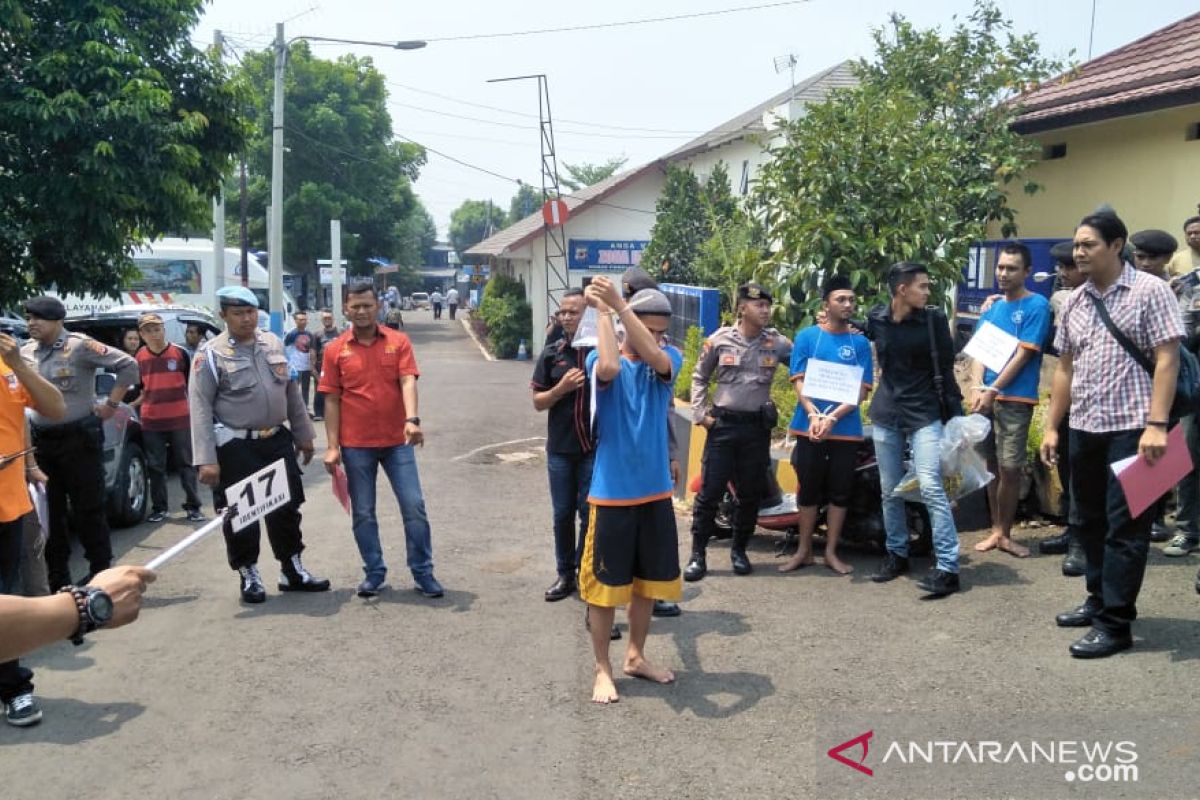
[
  {"x1": 60, "y1": 585, "x2": 115, "y2": 645},
  {"x1": 406, "y1": 417, "x2": 421, "y2": 426}
]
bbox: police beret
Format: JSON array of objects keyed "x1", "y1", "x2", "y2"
[
  {"x1": 737, "y1": 282, "x2": 773, "y2": 303},
  {"x1": 23, "y1": 295, "x2": 66, "y2": 321},
  {"x1": 1049, "y1": 241, "x2": 1075, "y2": 265},
  {"x1": 216, "y1": 285, "x2": 259, "y2": 308},
  {"x1": 1130, "y1": 229, "x2": 1178, "y2": 257},
  {"x1": 821, "y1": 274, "x2": 853, "y2": 299},
  {"x1": 137, "y1": 312, "x2": 165, "y2": 328},
  {"x1": 620, "y1": 267, "x2": 658, "y2": 299},
  {"x1": 627, "y1": 288, "x2": 672, "y2": 317}
]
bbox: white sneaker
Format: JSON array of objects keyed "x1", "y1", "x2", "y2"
[{"x1": 5, "y1": 693, "x2": 43, "y2": 727}]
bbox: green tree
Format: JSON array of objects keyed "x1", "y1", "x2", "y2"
[
  {"x1": 508, "y1": 182, "x2": 541, "y2": 221},
  {"x1": 640, "y1": 164, "x2": 708, "y2": 285},
  {"x1": 755, "y1": 0, "x2": 1062, "y2": 320},
  {"x1": 236, "y1": 43, "x2": 425, "y2": 284},
  {"x1": 560, "y1": 156, "x2": 628, "y2": 192},
  {"x1": 395, "y1": 201, "x2": 437, "y2": 269},
  {"x1": 449, "y1": 199, "x2": 505, "y2": 260},
  {"x1": 0, "y1": 0, "x2": 247, "y2": 306}
]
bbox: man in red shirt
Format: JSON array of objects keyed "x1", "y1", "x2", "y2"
[
  {"x1": 320, "y1": 282, "x2": 442, "y2": 599},
  {"x1": 136, "y1": 313, "x2": 204, "y2": 523}
]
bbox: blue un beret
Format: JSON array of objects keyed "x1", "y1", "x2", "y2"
[{"x1": 216, "y1": 285, "x2": 260, "y2": 308}]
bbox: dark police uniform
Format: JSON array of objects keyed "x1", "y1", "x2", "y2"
[
  {"x1": 22, "y1": 305, "x2": 139, "y2": 590},
  {"x1": 685, "y1": 283, "x2": 792, "y2": 580},
  {"x1": 189, "y1": 287, "x2": 327, "y2": 602}
]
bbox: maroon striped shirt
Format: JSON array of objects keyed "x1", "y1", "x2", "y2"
[{"x1": 137, "y1": 344, "x2": 191, "y2": 431}]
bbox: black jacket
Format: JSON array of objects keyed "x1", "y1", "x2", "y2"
[{"x1": 862, "y1": 305, "x2": 961, "y2": 431}]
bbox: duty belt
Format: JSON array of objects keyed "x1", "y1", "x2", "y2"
[
  {"x1": 215, "y1": 423, "x2": 281, "y2": 442},
  {"x1": 714, "y1": 407, "x2": 761, "y2": 424}
]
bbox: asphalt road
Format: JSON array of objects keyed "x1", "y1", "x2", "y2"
[{"x1": 3, "y1": 310, "x2": 1198, "y2": 799}]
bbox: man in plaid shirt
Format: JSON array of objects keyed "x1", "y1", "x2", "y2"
[{"x1": 1040, "y1": 212, "x2": 1183, "y2": 659}]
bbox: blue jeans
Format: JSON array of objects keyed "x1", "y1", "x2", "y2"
[
  {"x1": 342, "y1": 445, "x2": 434, "y2": 582},
  {"x1": 873, "y1": 421, "x2": 959, "y2": 573},
  {"x1": 547, "y1": 451, "x2": 594, "y2": 577}
]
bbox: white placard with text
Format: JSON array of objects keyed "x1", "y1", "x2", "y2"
[
  {"x1": 801, "y1": 359, "x2": 865, "y2": 408},
  {"x1": 963, "y1": 320, "x2": 1020, "y2": 375},
  {"x1": 226, "y1": 458, "x2": 291, "y2": 533}
]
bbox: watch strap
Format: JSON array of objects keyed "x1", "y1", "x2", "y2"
[{"x1": 59, "y1": 586, "x2": 91, "y2": 645}]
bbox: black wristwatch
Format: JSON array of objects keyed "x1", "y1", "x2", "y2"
[
  {"x1": 406, "y1": 417, "x2": 421, "y2": 426},
  {"x1": 60, "y1": 585, "x2": 115, "y2": 645}
]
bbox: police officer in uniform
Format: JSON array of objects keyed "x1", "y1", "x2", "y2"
[
  {"x1": 190, "y1": 286, "x2": 329, "y2": 603},
  {"x1": 21, "y1": 296, "x2": 139, "y2": 591},
  {"x1": 685, "y1": 283, "x2": 792, "y2": 581}
]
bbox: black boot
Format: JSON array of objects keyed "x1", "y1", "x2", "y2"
[
  {"x1": 278, "y1": 554, "x2": 331, "y2": 592},
  {"x1": 238, "y1": 564, "x2": 266, "y2": 603},
  {"x1": 1038, "y1": 530, "x2": 1070, "y2": 555},
  {"x1": 1061, "y1": 535, "x2": 1086, "y2": 577},
  {"x1": 730, "y1": 531, "x2": 753, "y2": 575},
  {"x1": 683, "y1": 551, "x2": 707, "y2": 582}
]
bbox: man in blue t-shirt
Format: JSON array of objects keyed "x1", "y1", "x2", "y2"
[
  {"x1": 779, "y1": 275, "x2": 873, "y2": 575},
  {"x1": 970, "y1": 242, "x2": 1051, "y2": 557},
  {"x1": 579, "y1": 276, "x2": 682, "y2": 705}
]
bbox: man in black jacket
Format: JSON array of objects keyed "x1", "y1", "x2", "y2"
[{"x1": 862, "y1": 263, "x2": 964, "y2": 596}]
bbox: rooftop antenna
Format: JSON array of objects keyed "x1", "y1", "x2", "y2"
[{"x1": 773, "y1": 53, "x2": 798, "y2": 102}]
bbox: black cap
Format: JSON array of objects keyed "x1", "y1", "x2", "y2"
[
  {"x1": 821, "y1": 274, "x2": 853, "y2": 299},
  {"x1": 1130, "y1": 229, "x2": 1178, "y2": 257},
  {"x1": 23, "y1": 295, "x2": 66, "y2": 321},
  {"x1": 1049, "y1": 241, "x2": 1075, "y2": 266},
  {"x1": 737, "y1": 282, "x2": 773, "y2": 303},
  {"x1": 620, "y1": 267, "x2": 658, "y2": 299}
]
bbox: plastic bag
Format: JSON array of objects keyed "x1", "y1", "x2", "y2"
[{"x1": 890, "y1": 413, "x2": 994, "y2": 503}]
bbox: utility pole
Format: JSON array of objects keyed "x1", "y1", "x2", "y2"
[
  {"x1": 211, "y1": 29, "x2": 226, "y2": 304},
  {"x1": 269, "y1": 22, "x2": 286, "y2": 335},
  {"x1": 239, "y1": 157, "x2": 249, "y2": 288}
]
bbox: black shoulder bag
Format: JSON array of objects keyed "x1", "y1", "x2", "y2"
[
  {"x1": 926, "y1": 308, "x2": 961, "y2": 423},
  {"x1": 1088, "y1": 293, "x2": 1200, "y2": 422}
]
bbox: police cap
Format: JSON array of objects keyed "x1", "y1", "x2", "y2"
[
  {"x1": 620, "y1": 267, "x2": 658, "y2": 299},
  {"x1": 737, "y1": 282, "x2": 773, "y2": 304},
  {"x1": 216, "y1": 285, "x2": 260, "y2": 308},
  {"x1": 1130, "y1": 229, "x2": 1178, "y2": 257},
  {"x1": 1049, "y1": 241, "x2": 1075, "y2": 266},
  {"x1": 23, "y1": 295, "x2": 66, "y2": 321}
]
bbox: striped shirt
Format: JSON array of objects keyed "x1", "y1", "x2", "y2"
[
  {"x1": 137, "y1": 344, "x2": 191, "y2": 432},
  {"x1": 1055, "y1": 263, "x2": 1184, "y2": 433}
]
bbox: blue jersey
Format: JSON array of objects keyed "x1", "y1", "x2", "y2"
[
  {"x1": 978, "y1": 292, "x2": 1051, "y2": 403},
  {"x1": 586, "y1": 346, "x2": 683, "y2": 505},
  {"x1": 787, "y1": 325, "x2": 873, "y2": 440}
]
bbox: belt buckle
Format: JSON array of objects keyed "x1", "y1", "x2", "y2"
[{"x1": 256, "y1": 427, "x2": 274, "y2": 438}]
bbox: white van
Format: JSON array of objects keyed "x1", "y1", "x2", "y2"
[{"x1": 51, "y1": 237, "x2": 298, "y2": 329}]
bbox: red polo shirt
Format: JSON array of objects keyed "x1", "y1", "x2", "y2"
[{"x1": 318, "y1": 326, "x2": 420, "y2": 447}]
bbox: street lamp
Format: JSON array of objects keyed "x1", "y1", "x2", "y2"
[{"x1": 269, "y1": 23, "x2": 426, "y2": 334}]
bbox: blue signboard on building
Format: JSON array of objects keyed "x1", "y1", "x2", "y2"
[{"x1": 568, "y1": 239, "x2": 649, "y2": 271}]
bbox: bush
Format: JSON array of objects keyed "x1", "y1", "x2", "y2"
[
  {"x1": 674, "y1": 325, "x2": 705, "y2": 401},
  {"x1": 477, "y1": 275, "x2": 532, "y2": 358}
]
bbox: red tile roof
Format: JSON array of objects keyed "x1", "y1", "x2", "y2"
[{"x1": 1014, "y1": 11, "x2": 1200, "y2": 131}]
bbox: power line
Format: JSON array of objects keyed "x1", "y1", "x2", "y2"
[
  {"x1": 388, "y1": 99, "x2": 692, "y2": 139},
  {"x1": 420, "y1": 1, "x2": 810, "y2": 43}
]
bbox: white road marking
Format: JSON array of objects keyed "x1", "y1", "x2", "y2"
[{"x1": 452, "y1": 436, "x2": 547, "y2": 462}]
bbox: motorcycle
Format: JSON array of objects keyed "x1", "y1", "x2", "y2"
[{"x1": 695, "y1": 434, "x2": 933, "y2": 557}]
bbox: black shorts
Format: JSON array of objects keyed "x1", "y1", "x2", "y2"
[
  {"x1": 791, "y1": 437, "x2": 859, "y2": 508},
  {"x1": 579, "y1": 497, "x2": 681, "y2": 607}
]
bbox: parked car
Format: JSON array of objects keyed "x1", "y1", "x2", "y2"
[
  {"x1": 410, "y1": 292, "x2": 430, "y2": 310},
  {"x1": 0, "y1": 312, "x2": 28, "y2": 340},
  {"x1": 64, "y1": 306, "x2": 223, "y2": 527}
]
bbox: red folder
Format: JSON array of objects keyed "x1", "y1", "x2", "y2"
[
  {"x1": 332, "y1": 464, "x2": 351, "y2": 514},
  {"x1": 1113, "y1": 424, "x2": 1194, "y2": 518}
]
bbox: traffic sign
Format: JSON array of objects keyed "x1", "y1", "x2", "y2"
[{"x1": 542, "y1": 198, "x2": 569, "y2": 226}]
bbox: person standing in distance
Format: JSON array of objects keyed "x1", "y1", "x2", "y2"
[
  {"x1": 283, "y1": 311, "x2": 315, "y2": 415},
  {"x1": 189, "y1": 286, "x2": 329, "y2": 604},
  {"x1": 430, "y1": 289, "x2": 445, "y2": 320},
  {"x1": 311, "y1": 309, "x2": 342, "y2": 422},
  {"x1": 320, "y1": 282, "x2": 443, "y2": 599},
  {"x1": 685, "y1": 283, "x2": 792, "y2": 581},
  {"x1": 21, "y1": 295, "x2": 139, "y2": 590},
  {"x1": 446, "y1": 286, "x2": 460, "y2": 320}
]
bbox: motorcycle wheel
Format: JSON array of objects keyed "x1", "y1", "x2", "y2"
[{"x1": 905, "y1": 502, "x2": 933, "y2": 557}]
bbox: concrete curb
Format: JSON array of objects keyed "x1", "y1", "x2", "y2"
[{"x1": 461, "y1": 315, "x2": 496, "y2": 362}]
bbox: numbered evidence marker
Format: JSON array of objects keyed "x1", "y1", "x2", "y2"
[{"x1": 226, "y1": 458, "x2": 291, "y2": 533}]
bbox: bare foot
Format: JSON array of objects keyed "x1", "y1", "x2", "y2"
[
  {"x1": 824, "y1": 555, "x2": 854, "y2": 575},
  {"x1": 974, "y1": 533, "x2": 1001, "y2": 552},
  {"x1": 623, "y1": 656, "x2": 676, "y2": 685},
  {"x1": 997, "y1": 538, "x2": 1030, "y2": 558},
  {"x1": 778, "y1": 550, "x2": 814, "y2": 573},
  {"x1": 592, "y1": 667, "x2": 620, "y2": 704}
]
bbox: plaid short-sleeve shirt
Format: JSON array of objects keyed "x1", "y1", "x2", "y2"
[{"x1": 1055, "y1": 263, "x2": 1184, "y2": 433}]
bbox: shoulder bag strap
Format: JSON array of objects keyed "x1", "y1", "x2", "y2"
[
  {"x1": 926, "y1": 308, "x2": 945, "y2": 394},
  {"x1": 1088, "y1": 293, "x2": 1154, "y2": 375}
]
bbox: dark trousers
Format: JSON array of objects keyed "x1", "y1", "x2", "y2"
[
  {"x1": 144, "y1": 427, "x2": 202, "y2": 513},
  {"x1": 1069, "y1": 428, "x2": 1153, "y2": 635},
  {"x1": 313, "y1": 388, "x2": 326, "y2": 418},
  {"x1": 547, "y1": 450, "x2": 594, "y2": 577},
  {"x1": 690, "y1": 418, "x2": 771, "y2": 551},
  {"x1": 0, "y1": 517, "x2": 34, "y2": 703},
  {"x1": 448, "y1": 303, "x2": 458, "y2": 320},
  {"x1": 433, "y1": 302, "x2": 443, "y2": 319},
  {"x1": 215, "y1": 428, "x2": 307, "y2": 570},
  {"x1": 34, "y1": 417, "x2": 112, "y2": 589},
  {"x1": 297, "y1": 370, "x2": 312, "y2": 411}
]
